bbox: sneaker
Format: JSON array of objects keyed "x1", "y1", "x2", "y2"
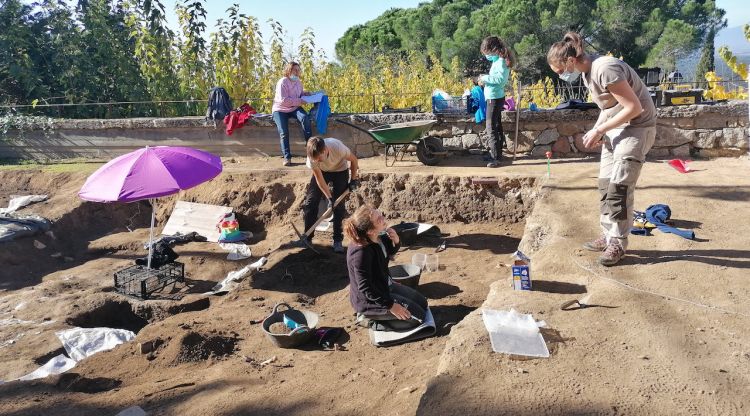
[
  {"x1": 599, "y1": 242, "x2": 625, "y2": 267},
  {"x1": 486, "y1": 161, "x2": 499, "y2": 168},
  {"x1": 282, "y1": 158, "x2": 292, "y2": 166},
  {"x1": 582, "y1": 235, "x2": 607, "y2": 252},
  {"x1": 333, "y1": 241, "x2": 345, "y2": 253}
]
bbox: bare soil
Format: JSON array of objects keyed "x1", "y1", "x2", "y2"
[{"x1": 0, "y1": 163, "x2": 532, "y2": 416}]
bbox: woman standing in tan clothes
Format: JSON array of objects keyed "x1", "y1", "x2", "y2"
[{"x1": 547, "y1": 32, "x2": 657, "y2": 266}]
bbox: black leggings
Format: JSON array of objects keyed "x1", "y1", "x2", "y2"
[
  {"x1": 365, "y1": 283, "x2": 428, "y2": 331},
  {"x1": 485, "y1": 98, "x2": 506, "y2": 160}
]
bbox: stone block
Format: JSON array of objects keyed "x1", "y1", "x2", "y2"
[
  {"x1": 669, "y1": 144, "x2": 691, "y2": 157},
  {"x1": 442, "y1": 136, "x2": 463, "y2": 148},
  {"x1": 656, "y1": 118, "x2": 695, "y2": 129},
  {"x1": 461, "y1": 133, "x2": 482, "y2": 149},
  {"x1": 522, "y1": 122, "x2": 553, "y2": 131},
  {"x1": 551, "y1": 137, "x2": 571, "y2": 154},
  {"x1": 694, "y1": 115, "x2": 729, "y2": 129},
  {"x1": 727, "y1": 118, "x2": 747, "y2": 128},
  {"x1": 557, "y1": 123, "x2": 584, "y2": 136},
  {"x1": 452, "y1": 125, "x2": 466, "y2": 135},
  {"x1": 719, "y1": 127, "x2": 749, "y2": 149},
  {"x1": 509, "y1": 131, "x2": 536, "y2": 152},
  {"x1": 694, "y1": 129, "x2": 720, "y2": 148},
  {"x1": 654, "y1": 126, "x2": 694, "y2": 147},
  {"x1": 531, "y1": 145, "x2": 552, "y2": 157},
  {"x1": 430, "y1": 128, "x2": 453, "y2": 138},
  {"x1": 534, "y1": 129, "x2": 559, "y2": 145}
]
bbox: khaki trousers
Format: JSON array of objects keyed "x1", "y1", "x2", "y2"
[{"x1": 598, "y1": 126, "x2": 656, "y2": 250}]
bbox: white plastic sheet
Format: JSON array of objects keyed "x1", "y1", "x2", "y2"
[
  {"x1": 18, "y1": 354, "x2": 76, "y2": 381},
  {"x1": 0, "y1": 195, "x2": 48, "y2": 214},
  {"x1": 56, "y1": 327, "x2": 136, "y2": 362},
  {"x1": 207, "y1": 257, "x2": 267, "y2": 294},
  {"x1": 482, "y1": 309, "x2": 549, "y2": 358},
  {"x1": 219, "y1": 243, "x2": 252, "y2": 261}
]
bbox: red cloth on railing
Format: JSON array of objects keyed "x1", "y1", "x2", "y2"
[{"x1": 223, "y1": 103, "x2": 257, "y2": 135}]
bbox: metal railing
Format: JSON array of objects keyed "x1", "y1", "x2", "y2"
[{"x1": 1, "y1": 78, "x2": 746, "y2": 119}]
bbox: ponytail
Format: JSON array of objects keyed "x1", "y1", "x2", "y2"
[
  {"x1": 480, "y1": 36, "x2": 516, "y2": 68},
  {"x1": 547, "y1": 31, "x2": 585, "y2": 67},
  {"x1": 343, "y1": 205, "x2": 375, "y2": 245}
]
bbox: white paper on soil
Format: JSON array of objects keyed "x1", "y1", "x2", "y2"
[{"x1": 482, "y1": 308, "x2": 549, "y2": 358}]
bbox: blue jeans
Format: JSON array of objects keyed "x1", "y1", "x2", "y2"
[{"x1": 272, "y1": 108, "x2": 312, "y2": 160}]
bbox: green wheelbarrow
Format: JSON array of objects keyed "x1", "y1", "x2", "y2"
[{"x1": 336, "y1": 118, "x2": 446, "y2": 166}]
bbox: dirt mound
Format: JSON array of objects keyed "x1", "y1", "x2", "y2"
[{"x1": 166, "y1": 331, "x2": 238, "y2": 364}]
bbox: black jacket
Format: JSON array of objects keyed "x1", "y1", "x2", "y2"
[{"x1": 347, "y1": 235, "x2": 400, "y2": 315}]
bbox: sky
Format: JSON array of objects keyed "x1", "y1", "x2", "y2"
[
  {"x1": 162, "y1": 0, "x2": 425, "y2": 60},
  {"x1": 717, "y1": 0, "x2": 750, "y2": 29},
  {"x1": 158, "y1": 0, "x2": 748, "y2": 60}
]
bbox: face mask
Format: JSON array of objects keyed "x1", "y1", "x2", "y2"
[
  {"x1": 290, "y1": 75, "x2": 299, "y2": 81},
  {"x1": 485, "y1": 54, "x2": 500, "y2": 62},
  {"x1": 559, "y1": 60, "x2": 581, "y2": 83},
  {"x1": 559, "y1": 70, "x2": 581, "y2": 83}
]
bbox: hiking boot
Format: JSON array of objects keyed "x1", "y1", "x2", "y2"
[
  {"x1": 582, "y1": 235, "x2": 608, "y2": 252},
  {"x1": 333, "y1": 240, "x2": 345, "y2": 253},
  {"x1": 282, "y1": 158, "x2": 292, "y2": 166},
  {"x1": 599, "y1": 242, "x2": 625, "y2": 267},
  {"x1": 486, "y1": 160, "x2": 499, "y2": 168}
]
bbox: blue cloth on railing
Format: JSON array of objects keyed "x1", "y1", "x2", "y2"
[
  {"x1": 645, "y1": 204, "x2": 695, "y2": 240},
  {"x1": 313, "y1": 95, "x2": 331, "y2": 134},
  {"x1": 470, "y1": 86, "x2": 486, "y2": 123}
]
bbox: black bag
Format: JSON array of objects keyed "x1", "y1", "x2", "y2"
[
  {"x1": 555, "y1": 99, "x2": 598, "y2": 111},
  {"x1": 206, "y1": 87, "x2": 233, "y2": 120}
]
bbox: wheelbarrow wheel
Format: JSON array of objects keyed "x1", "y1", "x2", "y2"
[{"x1": 416, "y1": 136, "x2": 445, "y2": 166}]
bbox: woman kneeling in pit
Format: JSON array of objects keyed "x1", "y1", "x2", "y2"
[{"x1": 345, "y1": 205, "x2": 428, "y2": 331}]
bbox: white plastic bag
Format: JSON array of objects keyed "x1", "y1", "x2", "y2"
[{"x1": 482, "y1": 309, "x2": 549, "y2": 357}]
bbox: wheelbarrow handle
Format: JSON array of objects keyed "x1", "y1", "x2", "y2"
[{"x1": 334, "y1": 118, "x2": 375, "y2": 137}]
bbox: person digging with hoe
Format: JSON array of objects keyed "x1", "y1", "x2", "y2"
[
  {"x1": 547, "y1": 32, "x2": 656, "y2": 266},
  {"x1": 301, "y1": 136, "x2": 359, "y2": 253}
]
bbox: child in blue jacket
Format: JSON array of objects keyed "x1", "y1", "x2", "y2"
[{"x1": 479, "y1": 36, "x2": 515, "y2": 167}]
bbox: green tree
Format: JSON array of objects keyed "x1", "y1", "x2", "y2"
[{"x1": 645, "y1": 19, "x2": 698, "y2": 71}]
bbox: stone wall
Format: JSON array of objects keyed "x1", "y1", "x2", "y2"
[
  {"x1": 422, "y1": 100, "x2": 749, "y2": 158},
  {"x1": 1, "y1": 101, "x2": 747, "y2": 161}
]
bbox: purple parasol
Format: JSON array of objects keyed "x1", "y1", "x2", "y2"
[{"x1": 78, "y1": 146, "x2": 223, "y2": 270}]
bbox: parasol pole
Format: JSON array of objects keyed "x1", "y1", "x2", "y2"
[{"x1": 147, "y1": 198, "x2": 155, "y2": 271}]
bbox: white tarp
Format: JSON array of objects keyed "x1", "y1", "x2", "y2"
[
  {"x1": 18, "y1": 354, "x2": 76, "y2": 381},
  {"x1": 482, "y1": 309, "x2": 549, "y2": 358},
  {"x1": 161, "y1": 201, "x2": 232, "y2": 243},
  {"x1": 56, "y1": 327, "x2": 136, "y2": 362},
  {"x1": 219, "y1": 242, "x2": 252, "y2": 261},
  {"x1": 0, "y1": 195, "x2": 48, "y2": 214},
  {"x1": 207, "y1": 257, "x2": 267, "y2": 294}
]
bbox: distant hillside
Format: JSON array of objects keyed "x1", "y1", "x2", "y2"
[{"x1": 716, "y1": 25, "x2": 750, "y2": 54}]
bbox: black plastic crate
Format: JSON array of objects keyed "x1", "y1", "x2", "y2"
[{"x1": 114, "y1": 262, "x2": 185, "y2": 300}]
